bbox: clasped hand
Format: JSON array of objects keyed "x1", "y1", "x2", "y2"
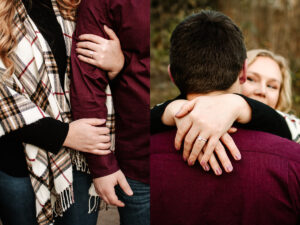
[{"x1": 163, "y1": 94, "x2": 247, "y2": 175}]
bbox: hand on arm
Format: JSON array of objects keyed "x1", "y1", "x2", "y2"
[
  {"x1": 163, "y1": 94, "x2": 251, "y2": 175},
  {"x1": 76, "y1": 25, "x2": 124, "y2": 80},
  {"x1": 63, "y1": 118, "x2": 111, "y2": 155},
  {"x1": 93, "y1": 170, "x2": 133, "y2": 207}
]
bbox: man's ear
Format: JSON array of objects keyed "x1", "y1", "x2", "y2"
[
  {"x1": 168, "y1": 65, "x2": 175, "y2": 83},
  {"x1": 239, "y1": 59, "x2": 247, "y2": 84}
]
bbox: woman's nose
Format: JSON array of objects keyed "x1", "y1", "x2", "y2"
[{"x1": 254, "y1": 83, "x2": 266, "y2": 97}]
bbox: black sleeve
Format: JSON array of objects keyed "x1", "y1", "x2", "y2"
[
  {"x1": 151, "y1": 94, "x2": 292, "y2": 140},
  {"x1": 151, "y1": 94, "x2": 185, "y2": 134},
  {"x1": 234, "y1": 95, "x2": 292, "y2": 140},
  {"x1": 0, "y1": 117, "x2": 69, "y2": 154}
]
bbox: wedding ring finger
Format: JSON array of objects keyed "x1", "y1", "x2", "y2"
[
  {"x1": 89, "y1": 51, "x2": 94, "y2": 59},
  {"x1": 197, "y1": 135, "x2": 207, "y2": 142},
  {"x1": 188, "y1": 134, "x2": 208, "y2": 165}
]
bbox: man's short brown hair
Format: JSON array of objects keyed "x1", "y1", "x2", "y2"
[{"x1": 170, "y1": 10, "x2": 247, "y2": 94}]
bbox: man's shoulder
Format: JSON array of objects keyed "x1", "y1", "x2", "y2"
[
  {"x1": 151, "y1": 128, "x2": 300, "y2": 163},
  {"x1": 232, "y1": 129, "x2": 300, "y2": 163},
  {"x1": 150, "y1": 129, "x2": 177, "y2": 154}
]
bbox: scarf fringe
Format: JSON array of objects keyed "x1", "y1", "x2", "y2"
[
  {"x1": 70, "y1": 150, "x2": 89, "y2": 173},
  {"x1": 54, "y1": 185, "x2": 75, "y2": 217},
  {"x1": 88, "y1": 195, "x2": 102, "y2": 213}
]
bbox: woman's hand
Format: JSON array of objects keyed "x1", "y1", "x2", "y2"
[
  {"x1": 173, "y1": 110, "x2": 240, "y2": 175},
  {"x1": 191, "y1": 131, "x2": 239, "y2": 175},
  {"x1": 76, "y1": 25, "x2": 124, "y2": 80},
  {"x1": 63, "y1": 118, "x2": 111, "y2": 155},
  {"x1": 162, "y1": 94, "x2": 251, "y2": 174}
]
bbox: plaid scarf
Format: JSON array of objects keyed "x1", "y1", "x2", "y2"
[
  {"x1": 277, "y1": 111, "x2": 300, "y2": 143},
  {"x1": 0, "y1": 0, "x2": 115, "y2": 224}
]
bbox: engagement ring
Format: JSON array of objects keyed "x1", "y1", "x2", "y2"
[
  {"x1": 89, "y1": 51, "x2": 94, "y2": 59},
  {"x1": 197, "y1": 136, "x2": 207, "y2": 142}
]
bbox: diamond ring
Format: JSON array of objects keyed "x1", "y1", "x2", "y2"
[
  {"x1": 89, "y1": 51, "x2": 94, "y2": 59},
  {"x1": 197, "y1": 136, "x2": 207, "y2": 142}
]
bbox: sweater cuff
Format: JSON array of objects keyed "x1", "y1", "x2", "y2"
[
  {"x1": 85, "y1": 153, "x2": 119, "y2": 178},
  {"x1": 233, "y1": 94, "x2": 292, "y2": 140},
  {"x1": 150, "y1": 94, "x2": 185, "y2": 134},
  {"x1": 46, "y1": 119, "x2": 69, "y2": 154}
]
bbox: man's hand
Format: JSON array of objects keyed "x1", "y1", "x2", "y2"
[{"x1": 93, "y1": 170, "x2": 133, "y2": 207}]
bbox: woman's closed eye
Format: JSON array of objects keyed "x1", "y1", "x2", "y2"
[
  {"x1": 246, "y1": 77, "x2": 255, "y2": 82},
  {"x1": 267, "y1": 84, "x2": 279, "y2": 90}
]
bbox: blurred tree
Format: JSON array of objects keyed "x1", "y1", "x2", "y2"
[{"x1": 151, "y1": 0, "x2": 300, "y2": 115}]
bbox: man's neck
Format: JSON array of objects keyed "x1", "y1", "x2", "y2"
[
  {"x1": 186, "y1": 82, "x2": 241, "y2": 100},
  {"x1": 187, "y1": 91, "x2": 226, "y2": 100}
]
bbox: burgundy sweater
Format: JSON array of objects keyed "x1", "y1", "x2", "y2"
[
  {"x1": 71, "y1": 0, "x2": 150, "y2": 183},
  {"x1": 151, "y1": 129, "x2": 300, "y2": 225}
]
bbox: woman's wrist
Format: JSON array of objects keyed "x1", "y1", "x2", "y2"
[
  {"x1": 108, "y1": 51, "x2": 125, "y2": 80},
  {"x1": 233, "y1": 94, "x2": 252, "y2": 124},
  {"x1": 162, "y1": 100, "x2": 188, "y2": 126}
]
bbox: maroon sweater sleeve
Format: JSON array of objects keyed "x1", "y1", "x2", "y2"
[{"x1": 70, "y1": 0, "x2": 119, "y2": 178}]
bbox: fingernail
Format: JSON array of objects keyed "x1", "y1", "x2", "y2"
[
  {"x1": 216, "y1": 168, "x2": 222, "y2": 175},
  {"x1": 235, "y1": 153, "x2": 241, "y2": 160},
  {"x1": 183, "y1": 155, "x2": 187, "y2": 161},
  {"x1": 201, "y1": 162, "x2": 209, "y2": 171},
  {"x1": 175, "y1": 110, "x2": 181, "y2": 117},
  {"x1": 200, "y1": 160, "x2": 206, "y2": 167},
  {"x1": 204, "y1": 164, "x2": 210, "y2": 171},
  {"x1": 226, "y1": 165, "x2": 233, "y2": 172},
  {"x1": 188, "y1": 159, "x2": 194, "y2": 166}
]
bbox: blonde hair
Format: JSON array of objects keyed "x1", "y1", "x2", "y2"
[
  {"x1": 247, "y1": 49, "x2": 292, "y2": 113},
  {"x1": 0, "y1": 0, "x2": 80, "y2": 78},
  {"x1": 56, "y1": 0, "x2": 81, "y2": 21}
]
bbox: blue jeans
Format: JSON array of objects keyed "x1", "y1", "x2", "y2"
[
  {"x1": 0, "y1": 170, "x2": 98, "y2": 225},
  {"x1": 115, "y1": 178, "x2": 150, "y2": 225}
]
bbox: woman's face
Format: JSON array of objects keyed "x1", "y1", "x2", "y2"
[{"x1": 242, "y1": 56, "x2": 282, "y2": 109}]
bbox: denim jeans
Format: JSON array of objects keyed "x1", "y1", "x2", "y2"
[
  {"x1": 0, "y1": 170, "x2": 98, "y2": 225},
  {"x1": 115, "y1": 177, "x2": 150, "y2": 225}
]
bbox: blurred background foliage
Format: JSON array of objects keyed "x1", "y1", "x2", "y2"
[{"x1": 151, "y1": 0, "x2": 300, "y2": 115}]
